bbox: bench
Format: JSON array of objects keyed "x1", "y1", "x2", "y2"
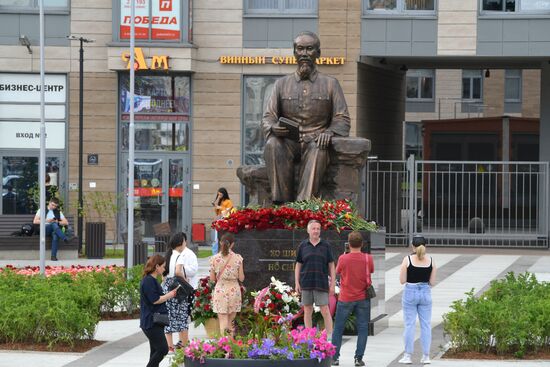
[{"x1": 0, "y1": 214, "x2": 78, "y2": 260}]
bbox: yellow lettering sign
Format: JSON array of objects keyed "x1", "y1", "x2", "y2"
[
  {"x1": 151, "y1": 55, "x2": 169, "y2": 70},
  {"x1": 121, "y1": 47, "x2": 170, "y2": 70},
  {"x1": 219, "y1": 56, "x2": 344, "y2": 65}
]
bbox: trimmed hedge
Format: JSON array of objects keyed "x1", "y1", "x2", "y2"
[
  {"x1": 0, "y1": 265, "x2": 143, "y2": 348},
  {"x1": 443, "y1": 272, "x2": 550, "y2": 358}
]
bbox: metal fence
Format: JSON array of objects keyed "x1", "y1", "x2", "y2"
[{"x1": 366, "y1": 158, "x2": 549, "y2": 248}]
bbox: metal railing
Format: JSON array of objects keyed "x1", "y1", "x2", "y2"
[{"x1": 366, "y1": 158, "x2": 549, "y2": 248}]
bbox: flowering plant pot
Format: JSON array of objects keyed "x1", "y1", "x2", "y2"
[
  {"x1": 253, "y1": 277, "x2": 300, "y2": 317},
  {"x1": 191, "y1": 276, "x2": 217, "y2": 327},
  {"x1": 212, "y1": 199, "x2": 377, "y2": 233},
  {"x1": 175, "y1": 327, "x2": 333, "y2": 366},
  {"x1": 182, "y1": 357, "x2": 330, "y2": 366}
]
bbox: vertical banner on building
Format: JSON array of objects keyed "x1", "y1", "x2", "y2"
[
  {"x1": 152, "y1": 0, "x2": 180, "y2": 40},
  {"x1": 120, "y1": 0, "x2": 150, "y2": 39}
]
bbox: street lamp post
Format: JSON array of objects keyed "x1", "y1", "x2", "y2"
[{"x1": 68, "y1": 35, "x2": 94, "y2": 254}]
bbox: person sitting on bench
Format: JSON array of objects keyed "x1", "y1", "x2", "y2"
[{"x1": 33, "y1": 197, "x2": 70, "y2": 261}]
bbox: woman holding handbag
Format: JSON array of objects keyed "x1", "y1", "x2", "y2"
[
  {"x1": 162, "y1": 232, "x2": 198, "y2": 353},
  {"x1": 398, "y1": 235, "x2": 437, "y2": 365},
  {"x1": 140, "y1": 255, "x2": 177, "y2": 367},
  {"x1": 209, "y1": 233, "x2": 245, "y2": 335},
  {"x1": 331, "y1": 231, "x2": 374, "y2": 367}
]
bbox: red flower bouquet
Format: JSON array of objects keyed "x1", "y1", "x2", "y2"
[{"x1": 212, "y1": 198, "x2": 377, "y2": 233}]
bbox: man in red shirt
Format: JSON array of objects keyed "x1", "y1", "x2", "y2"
[{"x1": 331, "y1": 231, "x2": 374, "y2": 367}]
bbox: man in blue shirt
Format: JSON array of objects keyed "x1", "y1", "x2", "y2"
[
  {"x1": 33, "y1": 197, "x2": 70, "y2": 261},
  {"x1": 295, "y1": 219, "x2": 336, "y2": 335}
]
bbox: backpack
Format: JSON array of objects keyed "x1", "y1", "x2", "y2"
[{"x1": 21, "y1": 223, "x2": 34, "y2": 236}]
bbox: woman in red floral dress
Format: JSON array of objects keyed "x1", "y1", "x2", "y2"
[{"x1": 209, "y1": 233, "x2": 245, "y2": 335}]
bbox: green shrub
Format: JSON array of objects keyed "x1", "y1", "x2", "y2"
[
  {"x1": 443, "y1": 272, "x2": 550, "y2": 357},
  {"x1": 0, "y1": 270, "x2": 101, "y2": 347},
  {"x1": 0, "y1": 265, "x2": 144, "y2": 348}
]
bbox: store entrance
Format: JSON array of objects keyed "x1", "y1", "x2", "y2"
[
  {"x1": 1, "y1": 153, "x2": 64, "y2": 215},
  {"x1": 120, "y1": 153, "x2": 190, "y2": 240}
]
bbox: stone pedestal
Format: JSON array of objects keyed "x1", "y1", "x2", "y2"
[
  {"x1": 231, "y1": 228, "x2": 387, "y2": 334},
  {"x1": 237, "y1": 137, "x2": 371, "y2": 206}
]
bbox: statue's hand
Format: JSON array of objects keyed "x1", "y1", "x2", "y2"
[
  {"x1": 271, "y1": 125, "x2": 289, "y2": 137},
  {"x1": 316, "y1": 132, "x2": 332, "y2": 149}
]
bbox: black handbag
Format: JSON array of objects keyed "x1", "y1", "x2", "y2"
[
  {"x1": 153, "y1": 312, "x2": 169, "y2": 326},
  {"x1": 366, "y1": 284, "x2": 377, "y2": 299},
  {"x1": 364, "y1": 254, "x2": 377, "y2": 299},
  {"x1": 169, "y1": 265, "x2": 195, "y2": 303}
]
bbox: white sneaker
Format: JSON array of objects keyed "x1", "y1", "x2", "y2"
[
  {"x1": 420, "y1": 355, "x2": 431, "y2": 364},
  {"x1": 398, "y1": 354, "x2": 412, "y2": 364}
]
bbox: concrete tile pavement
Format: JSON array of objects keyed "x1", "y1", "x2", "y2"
[{"x1": 1, "y1": 250, "x2": 550, "y2": 367}]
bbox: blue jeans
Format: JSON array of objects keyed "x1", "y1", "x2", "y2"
[
  {"x1": 331, "y1": 298, "x2": 370, "y2": 360},
  {"x1": 402, "y1": 283, "x2": 432, "y2": 355},
  {"x1": 46, "y1": 222, "x2": 66, "y2": 257}
]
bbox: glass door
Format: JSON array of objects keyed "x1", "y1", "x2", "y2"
[
  {"x1": 121, "y1": 154, "x2": 189, "y2": 240},
  {"x1": 1, "y1": 155, "x2": 64, "y2": 214}
]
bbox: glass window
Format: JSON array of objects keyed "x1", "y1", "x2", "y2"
[
  {"x1": 405, "y1": 0, "x2": 435, "y2": 10},
  {"x1": 2, "y1": 156, "x2": 60, "y2": 214},
  {"x1": 121, "y1": 122, "x2": 189, "y2": 151},
  {"x1": 118, "y1": 0, "x2": 188, "y2": 42},
  {"x1": 462, "y1": 70, "x2": 483, "y2": 100},
  {"x1": 504, "y1": 69, "x2": 522, "y2": 102},
  {"x1": 482, "y1": 0, "x2": 550, "y2": 12},
  {"x1": 521, "y1": 0, "x2": 550, "y2": 10},
  {"x1": 244, "y1": 0, "x2": 317, "y2": 15},
  {"x1": 119, "y1": 74, "x2": 191, "y2": 152},
  {"x1": 364, "y1": 0, "x2": 435, "y2": 13},
  {"x1": 0, "y1": 0, "x2": 68, "y2": 8},
  {"x1": 119, "y1": 74, "x2": 190, "y2": 116},
  {"x1": 405, "y1": 122, "x2": 423, "y2": 159},
  {"x1": 406, "y1": 69, "x2": 434, "y2": 100},
  {"x1": 242, "y1": 75, "x2": 280, "y2": 166}
]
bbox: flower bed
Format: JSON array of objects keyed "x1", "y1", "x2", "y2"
[
  {"x1": 0, "y1": 265, "x2": 142, "y2": 348},
  {"x1": 174, "y1": 277, "x2": 334, "y2": 367},
  {"x1": 443, "y1": 272, "x2": 550, "y2": 358},
  {"x1": 213, "y1": 199, "x2": 377, "y2": 233}
]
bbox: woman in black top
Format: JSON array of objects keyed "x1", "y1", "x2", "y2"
[
  {"x1": 398, "y1": 236, "x2": 437, "y2": 365},
  {"x1": 140, "y1": 254, "x2": 177, "y2": 367}
]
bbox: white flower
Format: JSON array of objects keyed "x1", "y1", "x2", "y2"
[
  {"x1": 265, "y1": 298, "x2": 271, "y2": 305},
  {"x1": 313, "y1": 303, "x2": 320, "y2": 313},
  {"x1": 283, "y1": 305, "x2": 289, "y2": 312},
  {"x1": 281, "y1": 293, "x2": 292, "y2": 303}
]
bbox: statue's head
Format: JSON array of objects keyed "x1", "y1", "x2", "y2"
[{"x1": 293, "y1": 31, "x2": 320, "y2": 80}]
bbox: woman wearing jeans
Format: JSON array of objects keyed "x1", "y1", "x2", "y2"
[{"x1": 398, "y1": 236, "x2": 437, "y2": 365}]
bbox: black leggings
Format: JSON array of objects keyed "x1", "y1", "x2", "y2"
[{"x1": 143, "y1": 324, "x2": 168, "y2": 367}]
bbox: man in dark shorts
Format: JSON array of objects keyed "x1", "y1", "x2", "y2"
[{"x1": 295, "y1": 219, "x2": 335, "y2": 335}]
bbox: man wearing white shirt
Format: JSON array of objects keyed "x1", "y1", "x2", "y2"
[{"x1": 33, "y1": 197, "x2": 70, "y2": 261}]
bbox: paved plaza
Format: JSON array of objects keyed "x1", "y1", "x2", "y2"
[{"x1": 1, "y1": 248, "x2": 550, "y2": 367}]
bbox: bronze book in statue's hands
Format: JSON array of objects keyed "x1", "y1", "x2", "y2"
[{"x1": 278, "y1": 117, "x2": 300, "y2": 142}]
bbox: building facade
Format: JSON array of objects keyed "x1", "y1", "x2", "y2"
[{"x1": 0, "y1": 0, "x2": 549, "y2": 242}]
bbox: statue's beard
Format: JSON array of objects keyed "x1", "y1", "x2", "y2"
[{"x1": 298, "y1": 62, "x2": 313, "y2": 80}]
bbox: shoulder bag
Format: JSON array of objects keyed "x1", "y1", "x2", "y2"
[
  {"x1": 153, "y1": 312, "x2": 169, "y2": 326},
  {"x1": 365, "y1": 253, "x2": 376, "y2": 299}
]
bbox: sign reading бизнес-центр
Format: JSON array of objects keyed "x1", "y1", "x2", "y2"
[
  {"x1": 0, "y1": 73, "x2": 67, "y2": 149},
  {"x1": 0, "y1": 74, "x2": 66, "y2": 103}
]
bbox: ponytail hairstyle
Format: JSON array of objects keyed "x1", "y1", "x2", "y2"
[
  {"x1": 219, "y1": 233, "x2": 235, "y2": 256},
  {"x1": 143, "y1": 254, "x2": 165, "y2": 278},
  {"x1": 412, "y1": 235, "x2": 426, "y2": 260},
  {"x1": 163, "y1": 232, "x2": 187, "y2": 277}
]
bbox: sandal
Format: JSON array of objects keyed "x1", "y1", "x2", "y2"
[{"x1": 174, "y1": 341, "x2": 184, "y2": 349}]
